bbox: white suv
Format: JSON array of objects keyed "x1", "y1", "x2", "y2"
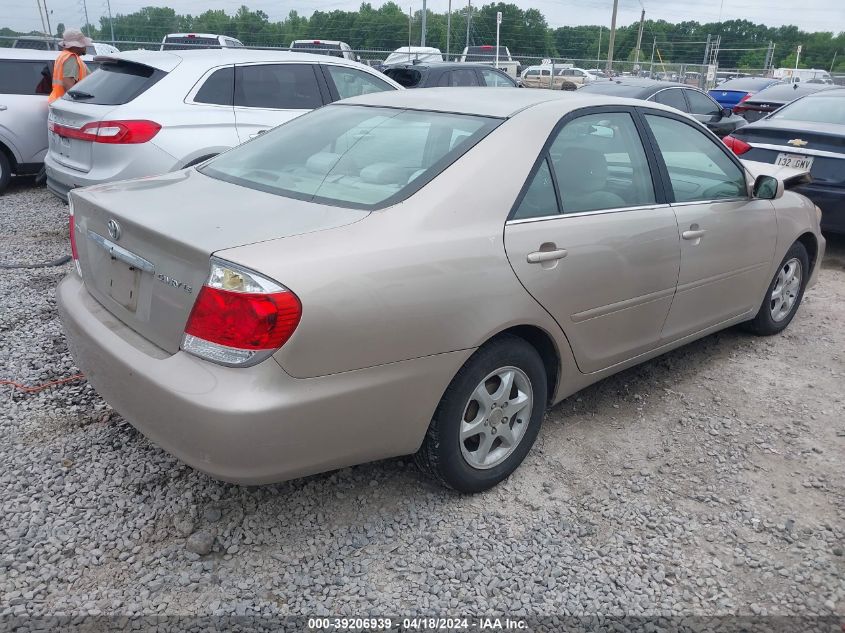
[{"x1": 45, "y1": 49, "x2": 401, "y2": 200}]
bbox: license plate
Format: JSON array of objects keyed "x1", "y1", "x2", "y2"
[
  {"x1": 108, "y1": 258, "x2": 141, "y2": 312},
  {"x1": 50, "y1": 132, "x2": 71, "y2": 158},
  {"x1": 775, "y1": 153, "x2": 814, "y2": 170}
]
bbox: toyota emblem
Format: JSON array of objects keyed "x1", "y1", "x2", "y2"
[{"x1": 107, "y1": 219, "x2": 121, "y2": 241}]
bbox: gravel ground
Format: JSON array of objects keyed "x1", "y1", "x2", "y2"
[{"x1": 1, "y1": 178, "x2": 844, "y2": 625}]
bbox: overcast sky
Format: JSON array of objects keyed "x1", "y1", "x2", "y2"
[{"x1": 5, "y1": 0, "x2": 844, "y2": 36}]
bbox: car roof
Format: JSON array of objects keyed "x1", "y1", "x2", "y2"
[
  {"x1": 93, "y1": 48, "x2": 372, "y2": 72},
  {"x1": 0, "y1": 48, "x2": 62, "y2": 60},
  {"x1": 388, "y1": 62, "x2": 504, "y2": 70},
  {"x1": 292, "y1": 39, "x2": 346, "y2": 45},
  {"x1": 579, "y1": 78, "x2": 687, "y2": 97},
  {"x1": 164, "y1": 33, "x2": 226, "y2": 38},
  {"x1": 337, "y1": 86, "x2": 679, "y2": 118},
  {"x1": 745, "y1": 82, "x2": 837, "y2": 103}
]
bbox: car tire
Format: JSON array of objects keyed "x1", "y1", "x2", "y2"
[
  {"x1": 415, "y1": 334, "x2": 547, "y2": 493},
  {"x1": 744, "y1": 241, "x2": 809, "y2": 336},
  {"x1": 0, "y1": 151, "x2": 11, "y2": 194}
]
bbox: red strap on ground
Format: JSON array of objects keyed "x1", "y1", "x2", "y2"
[{"x1": 0, "y1": 374, "x2": 85, "y2": 393}]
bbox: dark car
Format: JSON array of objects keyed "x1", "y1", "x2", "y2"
[
  {"x1": 383, "y1": 62, "x2": 519, "y2": 89},
  {"x1": 723, "y1": 88, "x2": 845, "y2": 233},
  {"x1": 733, "y1": 82, "x2": 837, "y2": 122},
  {"x1": 708, "y1": 77, "x2": 781, "y2": 111},
  {"x1": 578, "y1": 78, "x2": 745, "y2": 137}
]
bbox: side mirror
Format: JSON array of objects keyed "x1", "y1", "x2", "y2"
[
  {"x1": 722, "y1": 107, "x2": 733, "y2": 118},
  {"x1": 752, "y1": 174, "x2": 783, "y2": 200}
]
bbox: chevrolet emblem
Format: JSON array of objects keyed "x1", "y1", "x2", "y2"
[{"x1": 787, "y1": 138, "x2": 808, "y2": 147}]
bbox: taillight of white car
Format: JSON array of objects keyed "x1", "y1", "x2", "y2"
[
  {"x1": 181, "y1": 258, "x2": 302, "y2": 367},
  {"x1": 48, "y1": 120, "x2": 161, "y2": 144}
]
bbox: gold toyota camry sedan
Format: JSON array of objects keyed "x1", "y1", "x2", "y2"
[{"x1": 58, "y1": 88, "x2": 825, "y2": 492}]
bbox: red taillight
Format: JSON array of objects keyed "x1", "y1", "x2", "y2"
[
  {"x1": 481, "y1": 45, "x2": 493, "y2": 49},
  {"x1": 187, "y1": 34, "x2": 196, "y2": 38},
  {"x1": 184, "y1": 287, "x2": 301, "y2": 351},
  {"x1": 732, "y1": 93, "x2": 752, "y2": 114},
  {"x1": 49, "y1": 120, "x2": 161, "y2": 144},
  {"x1": 722, "y1": 135, "x2": 751, "y2": 155},
  {"x1": 313, "y1": 40, "x2": 321, "y2": 44}
]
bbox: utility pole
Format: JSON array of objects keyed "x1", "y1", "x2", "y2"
[
  {"x1": 34, "y1": 0, "x2": 46, "y2": 35},
  {"x1": 420, "y1": 0, "x2": 426, "y2": 46},
  {"x1": 596, "y1": 26, "x2": 602, "y2": 66},
  {"x1": 795, "y1": 44, "x2": 802, "y2": 76},
  {"x1": 80, "y1": 0, "x2": 90, "y2": 35},
  {"x1": 446, "y1": 0, "x2": 451, "y2": 59},
  {"x1": 465, "y1": 0, "x2": 471, "y2": 52},
  {"x1": 408, "y1": 6, "x2": 412, "y2": 51},
  {"x1": 702, "y1": 34, "x2": 711, "y2": 65},
  {"x1": 43, "y1": 0, "x2": 52, "y2": 37},
  {"x1": 633, "y1": 9, "x2": 645, "y2": 66},
  {"x1": 649, "y1": 36, "x2": 656, "y2": 76},
  {"x1": 605, "y1": 0, "x2": 619, "y2": 74},
  {"x1": 830, "y1": 50, "x2": 838, "y2": 73},
  {"x1": 106, "y1": 0, "x2": 115, "y2": 43}
]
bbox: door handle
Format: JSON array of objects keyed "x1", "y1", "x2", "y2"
[
  {"x1": 682, "y1": 229, "x2": 706, "y2": 240},
  {"x1": 249, "y1": 130, "x2": 267, "y2": 139},
  {"x1": 0, "y1": 105, "x2": 7, "y2": 111},
  {"x1": 527, "y1": 249, "x2": 568, "y2": 263}
]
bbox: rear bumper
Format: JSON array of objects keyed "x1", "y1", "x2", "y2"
[
  {"x1": 795, "y1": 183, "x2": 845, "y2": 234},
  {"x1": 57, "y1": 274, "x2": 468, "y2": 484},
  {"x1": 44, "y1": 143, "x2": 179, "y2": 202}
]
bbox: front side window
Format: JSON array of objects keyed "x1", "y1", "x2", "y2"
[
  {"x1": 686, "y1": 89, "x2": 721, "y2": 116},
  {"x1": 548, "y1": 112, "x2": 656, "y2": 213},
  {"x1": 325, "y1": 65, "x2": 393, "y2": 99},
  {"x1": 479, "y1": 68, "x2": 514, "y2": 87},
  {"x1": 652, "y1": 88, "x2": 688, "y2": 112},
  {"x1": 235, "y1": 64, "x2": 322, "y2": 109},
  {"x1": 645, "y1": 114, "x2": 747, "y2": 202},
  {"x1": 202, "y1": 105, "x2": 498, "y2": 208}
]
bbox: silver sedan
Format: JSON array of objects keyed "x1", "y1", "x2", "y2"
[{"x1": 58, "y1": 88, "x2": 824, "y2": 492}]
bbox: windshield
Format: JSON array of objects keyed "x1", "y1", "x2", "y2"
[
  {"x1": 201, "y1": 105, "x2": 498, "y2": 209},
  {"x1": 770, "y1": 94, "x2": 845, "y2": 125}
]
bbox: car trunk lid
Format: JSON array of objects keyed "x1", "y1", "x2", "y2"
[
  {"x1": 71, "y1": 168, "x2": 369, "y2": 354},
  {"x1": 735, "y1": 120, "x2": 845, "y2": 186},
  {"x1": 48, "y1": 100, "x2": 116, "y2": 172}
]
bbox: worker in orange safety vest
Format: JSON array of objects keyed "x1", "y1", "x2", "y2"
[{"x1": 48, "y1": 28, "x2": 92, "y2": 104}]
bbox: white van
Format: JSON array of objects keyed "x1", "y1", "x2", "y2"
[
  {"x1": 384, "y1": 46, "x2": 443, "y2": 65},
  {"x1": 290, "y1": 40, "x2": 356, "y2": 61},
  {"x1": 772, "y1": 67, "x2": 833, "y2": 84},
  {"x1": 160, "y1": 34, "x2": 244, "y2": 50}
]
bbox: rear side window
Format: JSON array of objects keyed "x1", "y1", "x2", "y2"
[
  {"x1": 0, "y1": 60, "x2": 53, "y2": 95},
  {"x1": 439, "y1": 69, "x2": 479, "y2": 87},
  {"x1": 235, "y1": 64, "x2": 323, "y2": 109},
  {"x1": 194, "y1": 66, "x2": 234, "y2": 105},
  {"x1": 325, "y1": 65, "x2": 394, "y2": 99},
  {"x1": 65, "y1": 60, "x2": 165, "y2": 105},
  {"x1": 383, "y1": 68, "x2": 422, "y2": 88}
]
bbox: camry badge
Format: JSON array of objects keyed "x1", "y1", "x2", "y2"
[
  {"x1": 787, "y1": 138, "x2": 808, "y2": 147},
  {"x1": 107, "y1": 219, "x2": 121, "y2": 241}
]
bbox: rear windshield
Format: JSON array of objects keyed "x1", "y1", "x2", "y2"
[
  {"x1": 464, "y1": 46, "x2": 509, "y2": 61},
  {"x1": 291, "y1": 42, "x2": 344, "y2": 57},
  {"x1": 747, "y1": 83, "x2": 826, "y2": 103},
  {"x1": 201, "y1": 105, "x2": 499, "y2": 209},
  {"x1": 770, "y1": 94, "x2": 845, "y2": 125},
  {"x1": 13, "y1": 39, "x2": 57, "y2": 50},
  {"x1": 383, "y1": 68, "x2": 423, "y2": 88},
  {"x1": 163, "y1": 36, "x2": 220, "y2": 50},
  {"x1": 0, "y1": 59, "x2": 54, "y2": 95},
  {"x1": 65, "y1": 60, "x2": 165, "y2": 105},
  {"x1": 717, "y1": 77, "x2": 779, "y2": 92}
]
